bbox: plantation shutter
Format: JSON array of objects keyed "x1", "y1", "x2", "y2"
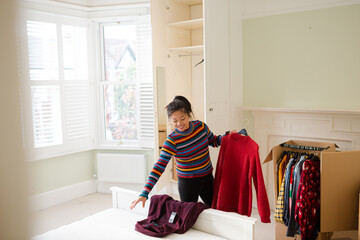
[
  {"x1": 136, "y1": 15, "x2": 154, "y2": 148},
  {"x1": 26, "y1": 17, "x2": 92, "y2": 159},
  {"x1": 27, "y1": 21, "x2": 59, "y2": 81},
  {"x1": 62, "y1": 24, "x2": 93, "y2": 151},
  {"x1": 27, "y1": 21, "x2": 62, "y2": 149},
  {"x1": 30, "y1": 86, "x2": 62, "y2": 148}
]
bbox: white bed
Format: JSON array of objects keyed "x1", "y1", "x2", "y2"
[{"x1": 33, "y1": 187, "x2": 257, "y2": 240}]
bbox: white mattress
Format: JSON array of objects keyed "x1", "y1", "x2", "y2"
[{"x1": 32, "y1": 208, "x2": 226, "y2": 240}]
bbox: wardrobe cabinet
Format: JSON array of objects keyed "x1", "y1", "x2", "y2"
[
  {"x1": 164, "y1": 0, "x2": 205, "y2": 122},
  {"x1": 151, "y1": 0, "x2": 234, "y2": 180}
]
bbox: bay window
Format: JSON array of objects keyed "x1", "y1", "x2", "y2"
[{"x1": 22, "y1": 11, "x2": 154, "y2": 159}]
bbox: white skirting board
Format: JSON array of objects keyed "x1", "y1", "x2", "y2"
[{"x1": 29, "y1": 180, "x2": 96, "y2": 212}]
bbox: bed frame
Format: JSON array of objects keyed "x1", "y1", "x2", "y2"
[{"x1": 111, "y1": 187, "x2": 257, "y2": 240}]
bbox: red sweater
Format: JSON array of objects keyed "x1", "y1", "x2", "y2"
[{"x1": 212, "y1": 133, "x2": 271, "y2": 223}]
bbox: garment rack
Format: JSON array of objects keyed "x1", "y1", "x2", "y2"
[{"x1": 279, "y1": 142, "x2": 330, "y2": 152}]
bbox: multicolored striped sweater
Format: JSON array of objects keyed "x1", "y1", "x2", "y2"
[{"x1": 140, "y1": 120, "x2": 222, "y2": 199}]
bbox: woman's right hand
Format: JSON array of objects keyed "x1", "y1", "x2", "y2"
[{"x1": 130, "y1": 196, "x2": 147, "y2": 210}]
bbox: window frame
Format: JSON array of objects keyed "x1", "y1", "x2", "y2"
[
  {"x1": 95, "y1": 15, "x2": 154, "y2": 149},
  {"x1": 99, "y1": 19, "x2": 139, "y2": 148},
  {"x1": 19, "y1": 7, "x2": 154, "y2": 160},
  {"x1": 20, "y1": 10, "x2": 95, "y2": 160}
]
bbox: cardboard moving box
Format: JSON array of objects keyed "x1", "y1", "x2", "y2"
[{"x1": 264, "y1": 140, "x2": 360, "y2": 240}]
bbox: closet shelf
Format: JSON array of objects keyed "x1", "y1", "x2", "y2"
[
  {"x1": 168, "y1": 18, "x2": 203, "y2": 30},
  {"x1": 173, "y1": 0, "x2": 202, "y2": 5},
  {"x1": 168, "y1": 45, "x2": 203, "y2": 53}
]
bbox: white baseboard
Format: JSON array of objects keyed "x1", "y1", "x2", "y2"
[{"x1": 30, "y1": 180, "x2": 96, "y2": 212}]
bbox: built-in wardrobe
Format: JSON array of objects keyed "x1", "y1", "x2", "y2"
[{"x1": 151, "y1": 0, "x2": 243, "y2": 183}]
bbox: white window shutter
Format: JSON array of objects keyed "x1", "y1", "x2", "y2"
[
  {"x1": 61, "y1": 24, "x2": 93, "y2": 151},
  {"x1": 62, "y1": 25, "x2": 88, "y2": 81},
  {"x1": 26, "y1": 21, "x2": 59, "y2": 81},
  {"x1": 138, "y1": 82, "x2": 155, "y2": 148},
  {"x1": 25, "y1": 16, "x2": 92, "y2": 159},
  {"x1": 63, "y1": 82, "x2": 93, "y2": 150},
  {"x1": 27, "y1": 20, "x2": 62, "y2": 149},
  {"x1": 137, "y1": 15, "x2": 154, "y2": 148},
  {"x1": 31, "y1": 86, "x2": 62, "y2": 148}
]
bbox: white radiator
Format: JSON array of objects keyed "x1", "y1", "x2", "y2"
[{"x1": 96, "y1": 153, "x2": 146, "y2": 184}]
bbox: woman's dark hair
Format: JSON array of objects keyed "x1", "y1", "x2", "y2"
[{"x1": 165, "y1": 95, "x2": 194, "y2": 119}]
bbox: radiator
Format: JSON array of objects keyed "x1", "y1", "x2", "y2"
[{"x1": 96, "y1": 153, "x2": 146, "y2": 184}]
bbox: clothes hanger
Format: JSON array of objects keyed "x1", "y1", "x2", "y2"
[
  {"x1": 239, "y1": 128, "x2": 248, "y2": 136},
  {"x1": 194, "y1": 58, "x2": 204, "y2": 67},
  {"x1": 238, "y1": 118, "x2": 249, "y2": 136}
]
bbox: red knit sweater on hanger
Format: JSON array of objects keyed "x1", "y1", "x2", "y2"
[{"x1": 212, "y1": 133, "x2": 271, "y2": 223}]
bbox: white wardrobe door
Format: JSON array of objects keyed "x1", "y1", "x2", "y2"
[{"x1": 204, "y1": 0, "x2": 230, "y2": 168}]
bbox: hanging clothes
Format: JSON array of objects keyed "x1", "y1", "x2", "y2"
[
  {"x1": 212, "y1": 133, "x2": 270, "y2": 223},
  {"x1": 283, "y1": 157, "x2": 297, "y2": 226},
  {"x1": 274, "y1": 176, "x2": 286, "y2": 223},
  {"x1": 274, "y1": 153, "x2": 290, "y2": 224},
  {"x1": 294, "y1": 158, "x2": 321, "y2": 240},
  {"x1": 277, "y1": 154, "x2": 288, "y2": 195},
  {"x1": 286, "y1": 155, "x2": 307, "y2": 237},
  {"x1": 273, "y1": 149, "x2": 321, "y2": 240}
]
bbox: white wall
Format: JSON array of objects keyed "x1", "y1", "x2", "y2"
[
  {"x1": 243, "y1": 4, "x2": 360, "y2": 110},
  {"x1": 240, "y1": 0, "x2": 360, "y2": 18}
]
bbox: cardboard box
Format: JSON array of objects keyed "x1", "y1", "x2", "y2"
[{"x1": 264, "y1": 140, "x2": 360, "y2": 239}]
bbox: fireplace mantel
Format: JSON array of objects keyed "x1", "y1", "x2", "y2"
[{"x1": 245, "y1": 107, "x2": 360, "y2": 210}]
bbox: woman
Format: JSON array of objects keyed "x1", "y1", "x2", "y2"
[{"x1": 130, "y1": 96, "x2": 226, "y2": 209}]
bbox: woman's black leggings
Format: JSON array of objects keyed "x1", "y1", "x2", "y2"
[{"x1": 177, "y1": 173, "x2": 214, "y2": 207}]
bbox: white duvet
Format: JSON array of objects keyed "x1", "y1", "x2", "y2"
[{"x1": 32, "y1": 208, "x2": 226, "y2": 240}]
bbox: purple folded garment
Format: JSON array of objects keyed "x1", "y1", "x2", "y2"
[{"x1": 135, "y1": 195, "x2": 209, "y2": 238}]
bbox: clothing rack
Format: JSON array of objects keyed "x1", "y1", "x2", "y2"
[
  {"x1": 268, "y1": 140, "x2": 360, "y2": 240},
  {"x1": 279, "y1": 142, "x2": 330, "y2": 152}
]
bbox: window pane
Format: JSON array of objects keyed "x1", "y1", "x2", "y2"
[
  {"x1": 62, "y1": 25, "x2": 88, "y2": 80},
  {"x1": 26, "y1": 21, "x2": 59, "y2": 80},
  {"x1": 103, "y1": 24, "x2": 137, "y2": 82},
  {"x1": 31, "y1": 86, "x2": 62, "y2": 148},
  {"x1": 104, "y1": 84, "x2": 137, "y2": 141}
]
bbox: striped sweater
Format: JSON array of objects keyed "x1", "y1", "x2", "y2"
[{"x1": 140, "y1": 120, "x2": 222, "y2": 198}]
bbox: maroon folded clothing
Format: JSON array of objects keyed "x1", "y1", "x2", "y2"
[{"x1": 135, "y1": 195, "x2": 209, "y2": 238}]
